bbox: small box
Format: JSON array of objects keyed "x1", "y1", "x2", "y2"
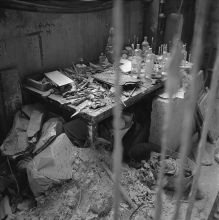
[{"x1": 26, "y1": 74, "x2": 51, "y2": 91}]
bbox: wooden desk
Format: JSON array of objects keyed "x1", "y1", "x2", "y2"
[{"x1": 24, "y1": 79, "x2": 163, "y2": 146}]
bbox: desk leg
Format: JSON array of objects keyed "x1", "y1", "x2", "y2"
[{"x1": 87, "y1": 121, "x2": 98, "y2": 148}]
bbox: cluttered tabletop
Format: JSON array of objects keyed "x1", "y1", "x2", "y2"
[
  {"x1": 24, "y1": 67, "x2": 163, "y2": 122},
  {"x1": 24, "y1": 37, "x2": 192, "y2": 122}
]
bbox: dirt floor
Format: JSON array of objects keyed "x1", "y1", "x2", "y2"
[{"x1": 13, "y1": 143, "x2": 219, "y2": 220}]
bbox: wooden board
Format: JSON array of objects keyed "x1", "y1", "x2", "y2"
[
  {"x1": 198, "y1": 90, "x2": 219, "y2": 142},
  {"x1": 92, "y1": 71, "x2": 140, "y2": 87},
  {"x1": 24, "y1": 81, "x2": 163, "y2": 123},
  {"x1": 0, "y1": 68, "x2": 22, "y2": 137}
]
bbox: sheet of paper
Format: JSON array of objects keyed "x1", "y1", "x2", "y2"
[
  {"x1": 120, "y1": 60, "x2": 132, "y2": 73},
  {"x1": 45, "y1": 71, "x2": 73, "y2": 87}
]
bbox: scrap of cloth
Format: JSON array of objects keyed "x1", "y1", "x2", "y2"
[{"x1": 64, "y1": 119, "x2": 88, "y2": 148}]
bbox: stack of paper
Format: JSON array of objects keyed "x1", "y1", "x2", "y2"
[
  {"x1": 120, "y1": 59, "x2": 132, "y2": 73},
  {"x1": 45, "y1": 71, "x2": 73, "y2": 87}
]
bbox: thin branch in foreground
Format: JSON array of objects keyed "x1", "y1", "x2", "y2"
[
  {"x1": 185, "y1": 45, "x2": 219, "y2": 220},
  {"x1": 171, "y1": 0, "x2": 210, "y2": 219},
  {"x1": 154, "y1": 39, "x2": 183, "y2": 220},
  {"x1": 112, "y1": 0, "x2": 124, "y2": 219}
]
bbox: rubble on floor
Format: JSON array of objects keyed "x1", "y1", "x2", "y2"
[
  {"x1": 0, "y1": 143, "x2": 209, "y2": 220},
  {"x1": 0, "y1": 103, "x2": 211, "y2": 220},
  {"x1": 11, "y1": 145, "x2": 206, "y2": 220}
]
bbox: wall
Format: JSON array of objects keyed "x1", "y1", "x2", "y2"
[
  {"x1": 164, "y1": 0, "x2": 195, "y2": 50},
  {"x1": 203, "y1": 0, "x2": 218, "y2": 69},
  {"x1": 143, "y1": 0, "x2": 160, "y2": 45},
  {"x1": 0, "y1": 1, "x2": 144, "y2": 78},
  {"x1": 0, "y1": 1, "x2": 144, "y2": 143},
  {"x1": 199, "y1": 0, "x2": 218, "y2": 85},
  {"x1": 206, "y1": 0, "x2": 219, "y2": 51},
  {"x1": 142, "y1": 0, "x2": 195, "y2": 53}
]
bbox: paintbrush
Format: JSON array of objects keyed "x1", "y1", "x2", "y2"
[
  {"x1": 72, "y1": 63, "x2": 79, "y2": 75},
  {"x1": 128, "y1": 87, "x2": 136, "y2": 99},
  {"x1": 120, "y1": 98, "x2": 126, "y2": 107}
]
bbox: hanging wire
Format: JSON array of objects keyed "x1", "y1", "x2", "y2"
[
  {"x1": 112, "y1": 0, "x2": 124, "y2": 219},
  {"x1": 172, "y1": 0, "x2": 210, "y2": 219},
  {"x1": 7, "y1": 157, "x2": 20, "y2": 195}
]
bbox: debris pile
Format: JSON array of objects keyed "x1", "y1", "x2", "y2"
[
  {"x1": 137, "y1": 151, "x2": 194, "y2": 192},
  {"x1": 0, "y1": 104, "x2": 196, "y2": 220},
  {"x1": 120, "y1": 166, "x2": 153, "y2": 207},
  {"x1": 0, "y1": 104, "x2": 78, "y2": 220}
]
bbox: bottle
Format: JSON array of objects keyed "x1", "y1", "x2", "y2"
[
  {"x1": 131, "y1": 44, "x2": 142, "y2": 78},
  {"x1": 135, "y1": 44, "x2": 142, "y2": 57},
  {"x1": 142, "y1": 36, "x2": 150, "y2": 53},
  {"x1": 142, "y1": 38, "x2": 150, "y2": 58},
  {"x1": 105, "y1": 27, "x2": 115, "y2": 63},
  {"x1": 145, "y1": 48, "x2": 154, "y2": 63},
  {"x1": 144, "y1": 51, "x2": 154, "y2": 78},
  {"x1": 76, "y1": 58, "x2": 87, "y2": 75},
  {"x1": 182, "y1": 44, "x2": 187, "y2": 65},
  {"x1": 106, "y1": 27, "x2": 114, "y2": 48},
  {"x1": 147, "y1": 47, "x2": 153, "y2": 56},
  {"x1": 188, "y1": 52, "x2": 192, "y2": 63}
]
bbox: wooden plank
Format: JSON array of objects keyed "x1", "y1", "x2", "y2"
[
  {"x1": 0, "y1": 68, "x2": 22, "y2": 137},
  {"x1": 24, "y1": 81, "x2": 163, "y2": 123},
  {"x1": 27, "y1": 109, "x2": 45, "y2": 139}
]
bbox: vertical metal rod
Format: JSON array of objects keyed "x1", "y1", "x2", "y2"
[
  {"x1": 172, "y1": 0, "x2": 209, "y2": 219},
  {"x1": 185, "y1": 47, "x2": 219, "y2": 220},
  {"x1": 112, "y1": 0, "x2": 123, "y2": 219}
]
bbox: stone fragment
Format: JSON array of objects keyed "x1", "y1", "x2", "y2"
[
  {"x1": 17, "y1": 199, "x2": 36, "y2": 211},
  {"x1": 89, "y1": 196, "x2": 112, "y2": 217}
]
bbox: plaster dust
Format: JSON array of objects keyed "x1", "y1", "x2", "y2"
[
  {"x1": 15, "y1": 145, "x2": 213, "y2": 220},
  {"x1": 16, "y1": 146, "x2": 124, "y2": 220}
]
